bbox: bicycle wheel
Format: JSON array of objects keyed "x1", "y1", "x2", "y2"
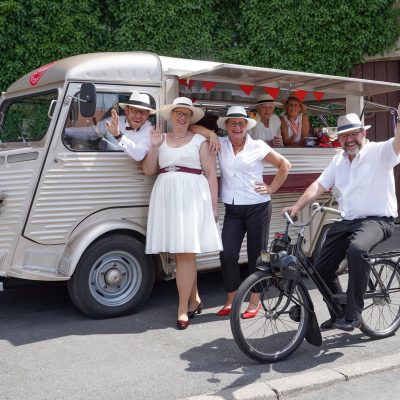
[
  {"x1": 230, "y1": 271, "x2": 310, "y2": 363},
  {"x1": 360, "y1": 259, "x2": 400, "y2": 339}
]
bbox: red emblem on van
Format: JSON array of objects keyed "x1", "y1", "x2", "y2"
[{"x1": 29, "y1": 62, "x2": 55, "y2": 86}]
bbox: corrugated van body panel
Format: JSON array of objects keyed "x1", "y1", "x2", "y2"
[{"x1": 24, "y1": 153, "x2": 155, "y2": 244}]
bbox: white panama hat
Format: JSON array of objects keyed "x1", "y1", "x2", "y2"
[
  {"x1": 159, "y1": 97, "x2": 204, "y2": 123},
  {"x1": 336, "y1": 113, "x2": 371, "y2": 135},
  {"x1": 217, "y1": 106, "x2": 257, "y2": 130},
  {"x1": 250, "y1": 93, "x2": 282, "y2": 109},
  {"x1": 119, "y1": 91, "x2": 156, "y2": 114}
]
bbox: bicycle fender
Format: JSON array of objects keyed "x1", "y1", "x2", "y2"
[{"x1": 298, "y1": 281, "x2": 322, "y2": 347}]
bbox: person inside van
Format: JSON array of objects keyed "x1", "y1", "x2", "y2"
[
  {"x1": 64, "y1": 91, "x2": 156, "y2": 159},
  {"x1": 142, "y1": 97, "x2": 222, "y2": 330},
  {"x1": 105, "y1": 92, "x2": 156, "y2": 160},
  {"x1": 248, "y1": 94, "x2": 283, "y2": 147},
  {"x1": 280, "y1": 95, "x2": 310, "y2": 147}
]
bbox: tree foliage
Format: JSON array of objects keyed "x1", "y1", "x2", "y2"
[{"x1": 0, "y1": 0, "x2": 399, "y2": 92}]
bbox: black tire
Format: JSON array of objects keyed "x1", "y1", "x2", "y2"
[
  {"x1": 68, "y1": 234, "x2": 155, "y2": 319},
  {"x1": 360, "y1": 259, "x2": 400, "y2": 339},
  {"x1": 230, "y1": 271, "x2": 310, "y2": 363}
]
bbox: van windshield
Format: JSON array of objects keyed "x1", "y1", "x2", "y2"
[{"x1": 0, "y1": 91, "x2": 57, "y2": 150}]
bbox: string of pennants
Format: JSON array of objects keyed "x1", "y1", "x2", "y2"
[{"x1": 178, "y1": 79, "x2": 325, "y2": 101}]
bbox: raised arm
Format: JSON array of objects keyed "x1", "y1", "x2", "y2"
[
  {"x1": 199, "y1": 141, "x2": 219, "y2": 220},
  {"x1": 141, "y1": 126, "x2": 164, "y2": 175},
  {"x1": 393, "y1": 103, "x2": 400, "y2": 156}
]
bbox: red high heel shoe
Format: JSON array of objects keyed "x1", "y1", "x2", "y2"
[
  {"x1": 216, "y1": 306, "x2": 231, "y2": 316},
  {"x1": 177, "y1": 319, "x2": 189, "y2": 330},
  {"x1": 188, "y1": 302, "x2": 203, "y2": 319},
  {"x1": 241, "y1": 303, "x2": 261, "y2": 319}
]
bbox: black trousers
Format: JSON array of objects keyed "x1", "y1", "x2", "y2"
[
  {"x1": 315, "y1": 217, "x2": 394, "y2": 320},
  {"x1": 220, "y1": 201, "x2": 272, "y2": 293}
]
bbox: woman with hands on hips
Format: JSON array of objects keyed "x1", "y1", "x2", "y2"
[
  {"x1": 142, "y1": 97, "x2": 222, "y2": 330},
  {"x1": 216, "y1": 106, "x2": 291, "y2": 317}
]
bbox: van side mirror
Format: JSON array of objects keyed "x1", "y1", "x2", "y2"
[{"x1": 79, "y1": 83, "x2": 96, "y2": 117}]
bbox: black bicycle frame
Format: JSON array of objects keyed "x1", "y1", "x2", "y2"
[{"x1": 292, "y1": 224, "x2": 346, "y2": 319}]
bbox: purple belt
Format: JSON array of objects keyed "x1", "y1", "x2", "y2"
[{"x1": 159, "y1": 166, "x2": 203, "y2": 175}]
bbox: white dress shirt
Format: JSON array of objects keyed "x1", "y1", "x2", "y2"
[
  {"x1": 317, "y1": 139, "x2": 400, "y2": 219},
  {"x1": 249, "y1": 113, "x2": 281, "y2": 142},
  {"x1": 117, "y1": 119, "x2": 152, "y2": 161},
  {"x1": 219, "y1": 134, "x2": 271, "y2": 205}
]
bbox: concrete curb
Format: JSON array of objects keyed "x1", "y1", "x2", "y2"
[{"x1": 183, "y1": 353, "x2": 400, "y2": 400}]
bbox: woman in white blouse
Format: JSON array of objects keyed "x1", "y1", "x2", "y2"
[{"x1": 216, "y1": 106, "x2": 291, "y2": 318}]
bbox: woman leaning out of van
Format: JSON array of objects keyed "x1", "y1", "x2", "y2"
[
  {"x1": 142, "y1": 97, "x2": 222, "y2": 330},
  {"x1": 216, "y1": 106, "x2": 291, "y2": 318}
]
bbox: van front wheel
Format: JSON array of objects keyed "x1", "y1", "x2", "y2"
[{"x1": 68, "y1": 234, "x2": 155, "y2": 319}]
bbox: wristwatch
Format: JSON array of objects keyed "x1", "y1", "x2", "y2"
[{"x1": 115, "y1": 132, "x2": 123, "y2": 140}]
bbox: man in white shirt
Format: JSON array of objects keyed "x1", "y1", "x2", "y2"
[
  {"x1": 105, "y1": 92, "x2": 156, "y2": 161},
  {"x1": 64, "y1": 91, "x2": 156, "y2": 161},
  {"x1": 283, "y1": 111, "x2": 400, "y2": 331},
  {"x1": 248, "y1": 94, "x2": 283, "y2": 147}
]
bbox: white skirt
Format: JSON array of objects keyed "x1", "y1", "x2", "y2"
[{"x1": 146, "y1": 171, "x2": 222, "y2": 254}]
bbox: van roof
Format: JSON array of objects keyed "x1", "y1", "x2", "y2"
[
  {"x1": 5, "y1": 51, "x2": 400, "y2": 97},
  {"x1": 6, "y1": 52, "x2": 163, "y2": 95}
]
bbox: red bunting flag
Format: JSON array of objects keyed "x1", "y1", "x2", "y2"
[
  {"x1": 312, "y1": 91, "x2": 325, "y2": 101},
  {"x1": 201, "y1": 81, "x2": 217, "y2": 91},
  {"x1": 293, "y1": 90, "x2": 308, "y2": 101},
  {"x1": 178, "y1": 79, "x2": 195, "y2": 89},
  {"x1": 262, "y1": 87, "x2": 280, "y2": 99},
  {"x1": 239, "y1": 84, "x2": 255, "y2": 96}
]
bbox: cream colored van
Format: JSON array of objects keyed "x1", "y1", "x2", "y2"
[{"x1": 0, "y1": 52, "x2": 398, "y2": 318}]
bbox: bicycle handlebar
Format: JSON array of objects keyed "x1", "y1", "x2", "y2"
[{"x1": 284, "y1": 203, "x2": 345, "y2": 227}]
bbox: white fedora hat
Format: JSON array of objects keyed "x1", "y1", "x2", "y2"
[
  {"x1": 159, "y1": 97, "x2": 204, "y2": 123},
  {"x1": 217, "y1": 106, "x2": 257, "y2": 130},
  {"x1": 119, "y1": 91, "x2": 156, "y2": 114},
  {"x1": 251, "y1": 93, "x2": 282, "y2": 109},
  {"x1": 336, "y1": 113, "x2": 371, "y2": 135}
]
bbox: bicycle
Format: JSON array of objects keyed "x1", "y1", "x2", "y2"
[{"x1": 230, "y1": 203, "x2": 400, "y2": 363}]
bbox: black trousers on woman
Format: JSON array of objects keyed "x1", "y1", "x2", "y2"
[
  {"x1": 220, "y1": 201, "x2": 272, "y2": 293},
  {"x1": 315, "y1": 216, "x2": 394, "y2": 320}
]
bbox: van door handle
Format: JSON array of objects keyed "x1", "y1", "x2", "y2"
[{"x1": 54, "y1": 155, "x2": 67, "y2": 163}]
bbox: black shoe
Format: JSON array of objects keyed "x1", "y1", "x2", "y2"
[
  {"x1": 320, "y1": 317, "x2": 336, "y2": 329},
  {"x1": 188, "y1": 302, "x2": 203, "y2": 320},
  {"x1": 333, "y1": 316, "x2": 362, "y2": 332}
]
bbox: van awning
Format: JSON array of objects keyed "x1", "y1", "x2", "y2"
[{"x1": 179, "y1": 63, "x2": 400, "y2": 97}]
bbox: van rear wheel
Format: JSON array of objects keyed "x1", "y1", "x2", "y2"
[{"x1": 68, "y1": 234, "x2": 155, "y2": 319}]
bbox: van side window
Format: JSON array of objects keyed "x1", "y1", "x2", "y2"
[
  {"x1": 62, "y1": 92, "x2": 156, "y2": 152},
  {"x1": 0, "y1": 91, "x2": 57, "y2": 149}
]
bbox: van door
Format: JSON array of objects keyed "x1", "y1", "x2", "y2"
[
  {"x1": 0, "y1": 90, "x2": 59, "y2": 274},
  {"x1": 24, "y1": 83, "x2": 159, "y2": 245}
]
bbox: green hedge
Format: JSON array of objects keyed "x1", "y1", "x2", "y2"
[{"x1": 1, "y1": 0, "x2": 399, "y2": 92}]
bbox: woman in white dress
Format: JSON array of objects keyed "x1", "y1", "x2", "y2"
[
  {"x1": 280, "y1": 95, "x2": 310, "y2": 146},
  {"x1": 143, "y1": 97, "x2": 222, "y2": 330}
]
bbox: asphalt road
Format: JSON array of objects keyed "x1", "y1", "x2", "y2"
[{"x1": 0, "y1": 227, "x2": 399, "y2": 400}]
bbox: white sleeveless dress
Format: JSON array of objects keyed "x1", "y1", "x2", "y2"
[{"x1": 146, "y1": 134, "x2": 222, "y2": 254}]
